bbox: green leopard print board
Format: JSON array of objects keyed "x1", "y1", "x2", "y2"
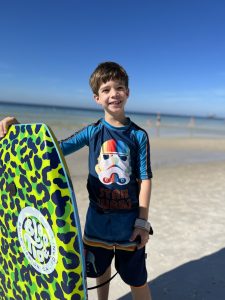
[{"x1": 0, "y1": 124, "x2": 87, "y2": 300}]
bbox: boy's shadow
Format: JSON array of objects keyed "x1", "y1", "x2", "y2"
[{"x1": 118, "y1": 248, "x2": 225, "y2": 300}]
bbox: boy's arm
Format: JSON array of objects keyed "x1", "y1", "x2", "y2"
[
  {"x1": 130, "y1": 179, "x2": 152, "y2": 249},
  {"x1": 130, "y1": 130, "x2": 153, "y2": 249},
  {"x1": 135, "y1": 130, "x2": 152, "y2": 220},
  {"x1": 59, "y1": 125, "x2": 93, "y2": 156},
  {"x1": 0, "y1": 117, "x2": 19, "y2": 138},
  {"x1": 138, "y1": 178, "x2": 152, "y2": 220}
]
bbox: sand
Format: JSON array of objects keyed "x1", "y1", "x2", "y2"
[{"x1": 57, "y1": 132, "x2": 225, "y2": 300}]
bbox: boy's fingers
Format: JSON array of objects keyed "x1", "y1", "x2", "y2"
[
  {"x1": 0, "y1": 121, "x2": 8, "y2": 137},
  {"x1": 129, "y1": 232, "x2": 137, "y2": 242},
  {"x1": 137, "y1": 236, "x2": 149, "y2": 249},
  {"x1": 129, "y1": 228, "x2": 140, "y2": 242},
  {"x1": 3, "y1": 121, "x2": 8, "y2": 134},
  {"x1": 0, "y1": 122, "x2": 5, "y2": 137},
  {"x1": 137, "y1": 244, "x2": 145, "y2": 250},
  {"x1": 0, "y1": 117, "x2": 18, "y2": 137}
]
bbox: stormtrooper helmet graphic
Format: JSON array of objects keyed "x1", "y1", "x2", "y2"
[{"x1": 95, "y1": 139, "x2": 131, "y2": 185}]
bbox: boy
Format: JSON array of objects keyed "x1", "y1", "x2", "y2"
[{"x1": 0, "y1": 62, "x2": 153, "y2": 300}]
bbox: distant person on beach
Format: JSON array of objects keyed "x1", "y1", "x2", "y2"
[
  {"x1": 188, "y1": 116, "x2": 195, "y2": 127},
  {"x1": 156, "y1": 113, "x2": 161, "y2": 137},
  {"x1": 188, "y1": 116, "x2": 195, "y2": 136},
  {"x1": 0, "y1": 62, "x2": 153, "y2": 300}
]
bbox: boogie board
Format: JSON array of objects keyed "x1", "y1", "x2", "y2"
[{"x1": 0, "y1": 124, "x2": 87, "y2": 299}]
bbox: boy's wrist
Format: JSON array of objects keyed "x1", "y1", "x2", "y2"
[{"x1": 134, "y1": 218, "x2": 153, "y2": 235}]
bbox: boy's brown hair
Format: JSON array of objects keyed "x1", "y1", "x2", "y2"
[{"x1": 89, "y1": 61, "x2": 129, "y2": 95}]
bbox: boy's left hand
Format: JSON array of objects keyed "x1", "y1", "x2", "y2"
[
  {"x1": 0, "y1": 117, "x2": 18, "y2": 138},
  {"x1": 129, "y1": 228, "x2": 150, "y2": 250}
]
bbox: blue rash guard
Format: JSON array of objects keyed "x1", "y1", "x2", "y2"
[{"x1": 60, "y1": 118, "x2": 152, "y2": 250}]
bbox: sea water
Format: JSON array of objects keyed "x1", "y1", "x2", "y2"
[{"x1": 0, "y1": 102, "x2": 225, "y2": 138}]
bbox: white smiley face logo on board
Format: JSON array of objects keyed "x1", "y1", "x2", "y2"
[{"x1": 17, "y1": 207, "x2": 58, "y2": 274}]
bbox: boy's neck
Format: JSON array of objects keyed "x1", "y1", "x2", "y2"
[{"x1": 104, "y1": 112, "x2": 128, "y2": 127}]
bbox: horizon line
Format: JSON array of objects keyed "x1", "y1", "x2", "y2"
[{"x1": 0, "y1": 100, "x2": 223, "y2": 120}]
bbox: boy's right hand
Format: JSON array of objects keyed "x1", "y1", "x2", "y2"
[{"x1": 0, "y1": 117, "x2": 18, "y2": 138}]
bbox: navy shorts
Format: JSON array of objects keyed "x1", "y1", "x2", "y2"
[{"x1": 84, "y1": 243, "x2": 148, "y2": 287}]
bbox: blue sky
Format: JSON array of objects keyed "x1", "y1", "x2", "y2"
[{"x1": 0, "y1": 0, "x2": 225, "y2": 117}]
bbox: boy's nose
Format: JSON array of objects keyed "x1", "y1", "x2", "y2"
[{"x1": 110, "y1": 88, "x2": 118, "y2": 97}]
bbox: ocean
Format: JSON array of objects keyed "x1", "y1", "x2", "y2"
[{"x1": 1, "y1": 102, "x2": 225, "y2": 139}]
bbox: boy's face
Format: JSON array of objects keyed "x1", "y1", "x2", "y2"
[{"x1": 94, "y1": 80, "x2": 129, "y2": 116}]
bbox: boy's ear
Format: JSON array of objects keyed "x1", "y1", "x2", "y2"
[
  {"x1": 93, "y1": 94, "x2": 99, "y2": 104},
  {"x1": 126, "y1": 88, "x2": 130, "y2": 97}
]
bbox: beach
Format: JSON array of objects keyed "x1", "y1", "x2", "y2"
[
  {"x1": 1, "y1": 103, "x2": 225, "y2": 299},
  {"x1": 56, "y1": 132, "x2": 225, "y2": 300}
]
